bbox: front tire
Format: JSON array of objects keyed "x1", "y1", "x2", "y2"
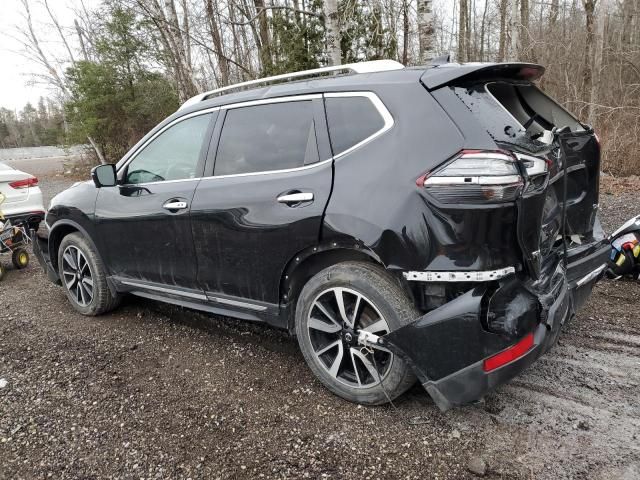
[
  {"x1": 57, "y1": 232, "x2": 120, "y2": 316},
  {"x1": 295, "y1": 262, "x2": 418, "y2": 405}
]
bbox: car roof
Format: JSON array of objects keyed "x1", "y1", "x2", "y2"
[
  {"x1": 177, "y1": 61, "x2": 544, "y2": 118},
  {"x1": 178, "y1": 68, "x2": 424, "y2": 115}
]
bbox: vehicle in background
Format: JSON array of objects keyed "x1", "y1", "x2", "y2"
[
  {"x1": 33, "y1": 59, "x2": 609, "y2": 410},
  {"x1": 0, "y1": 162, "x2": 45, "y2": 228}
]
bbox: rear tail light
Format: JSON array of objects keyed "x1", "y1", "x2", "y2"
[
  {"x1": 418, "y1": 151, "x2": 523, "y2": 204},
  {"x1": 483, "y1": 333, "x2": 534, "y2": 372},
  {"x1": 9, "y1": 177, "x2": 38, "y2": 189},
  {"x1": 515, "y1": 153, "x2": 549, "y2": 191}
]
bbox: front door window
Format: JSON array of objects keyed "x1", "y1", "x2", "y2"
[{"x1": 125, "y1": 113, "x2": 213, "y2": 184}]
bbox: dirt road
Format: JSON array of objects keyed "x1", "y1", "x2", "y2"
[{"x1": 1, "y1": 163, "x2": 639, "y2": 479}]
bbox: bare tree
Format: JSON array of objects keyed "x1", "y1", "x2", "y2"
[
  {"x1": 520, "y1": 0, "x2": 530, "y2": 59},
  {"x1": 417, "y1": 0, "x2": 435, "y2": 63},
  {"x1": 253, "y1": 0, "x2": 273, "y2": 72},
  {"x1": 324, "y1": 0, "x2": 341, "y2": 66},
  {"x1": 588, "y1": 0, "x2": 606, "y2": 124},
  {"x1": 402, "y1": 0, "x2": 409, "y2": 65},
  {"x1": 458, "y1": 0, "x2": 468, "y2": 61},
  {"x1": 498, "y1": 0, "x2": 508, "y2": 61},
  {"x1": 206, "y1": 0, "x2": 230, "y2": 86},
  {"x1": 582, "y1": 0, "x2": 597, "y2": 108}
]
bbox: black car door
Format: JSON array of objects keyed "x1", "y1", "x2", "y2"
[
  {"x1": 94, "y1": 110, "x2": 217, "y2": 290},
  {"x1": 190, "y1": 96, "x2": 333, "y2": 307}
]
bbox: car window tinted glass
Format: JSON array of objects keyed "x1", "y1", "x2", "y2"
[
  {"x1": 325, "y1": 96, "x2": 385, "y2": 155},
  {"x1": 125, "y1": 113, "x2": 212, "y2": 184},
  {"x1": 215, "y1": 101, "x2": 318, "y2": 176}
]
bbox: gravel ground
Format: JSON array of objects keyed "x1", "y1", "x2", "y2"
[{"x1": 1, "y1": 165, "x2": 639, "y2": 479}]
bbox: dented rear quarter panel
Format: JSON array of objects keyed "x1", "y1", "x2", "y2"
[{"x1": 323, "y1": 82, "x2": 522, "y2": 273}]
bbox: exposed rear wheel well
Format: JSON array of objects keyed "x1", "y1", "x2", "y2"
[
  {"x1": 281, "y1": 247, "x2": 415, "y2": 331},
  {"x1": 283, "y1": 249, "x2": 376, "y2": 309}
]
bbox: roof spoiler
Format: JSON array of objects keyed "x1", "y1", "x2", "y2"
[{"x1": 421, "y1": 62, "x2": 545, "y2": 90}]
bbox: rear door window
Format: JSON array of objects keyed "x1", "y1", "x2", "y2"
[
  {"x1": 324, "y1": 96, "x2": 386, "y2": 155},
  {"x1": 214, "y1": 100, "x2": 319, "y2": 176}
]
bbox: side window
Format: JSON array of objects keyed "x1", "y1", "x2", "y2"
[
  {"x1": 325, "y1": 96, "x2": 385, "y2": 155},
  {"x1": 214, "y1": 101, "x2": 318, "y2": 176},
  {"x1": 125, "y1": 113, "x2": 212, "y2": 184}
]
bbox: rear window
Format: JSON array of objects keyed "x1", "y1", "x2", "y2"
[
  {"x1": 448, "y1": 81, "x2": 586, "y2": 148},
  {"x1": 486, "y1": 82, "x2": 583, "y2": 135},
  {"x1": 325, "y1": 96, "x2": 385, "y2": 155},
  {"x1": 215, "y1": 101, "x2": 319, "y2": 176}
]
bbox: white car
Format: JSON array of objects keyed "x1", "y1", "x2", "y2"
[{"x1": 0, "y1": 162, "x2": 45, "y2": 227}]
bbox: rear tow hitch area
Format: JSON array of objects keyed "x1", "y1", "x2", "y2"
[{"x1": 370, "y1": 275, "x2": 572, "y2": 411}]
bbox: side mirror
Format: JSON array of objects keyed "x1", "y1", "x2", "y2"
[{"x1": 91, "y1": 164, "x2": 117, "y2": 188}]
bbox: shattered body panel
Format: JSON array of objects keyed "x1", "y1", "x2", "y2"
[{"x1": 371, "y1": 69, "x2": 609, "y2": 410}]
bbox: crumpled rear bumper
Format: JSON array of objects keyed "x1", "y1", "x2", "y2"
[
  {"x1": 422, "y1": 283, "x2": 570, "y2": 410},
  {"x1": 382, "y1": 240, "x2": 609, "y2": 411}
]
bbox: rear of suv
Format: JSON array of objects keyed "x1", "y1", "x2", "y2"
[{"x1": 34, "y1": 60, "x2": 609, "y2": 410}]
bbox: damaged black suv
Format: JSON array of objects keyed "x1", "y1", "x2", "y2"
[{"x1": 35, "y1": 59, "x2": 609, "y2": 410}]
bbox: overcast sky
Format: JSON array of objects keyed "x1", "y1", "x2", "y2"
[{"x1": 0, "y1": 0, "x2": 97, "y2": 111}]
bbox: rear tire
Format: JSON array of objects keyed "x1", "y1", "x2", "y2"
[
  {"x1": 57, "y1": 232, "x2": 120, "y2": 316},
  {"x1": 295, "y1": 262, "x2": 418, "y2": 405},
  {"x1": 0, "y1": 263, "x2": 5, "y2": 281}
]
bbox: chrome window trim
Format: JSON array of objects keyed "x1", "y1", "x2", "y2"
[
  {"x1": 220, "y1": 93, "x2": 321, "y2": 110},
  {"x1": 324, "y1": 91, "x2": 394, "y2": 160},
  {"x1": 198, "y1": 158, "x2": 333, "y2": 182},
  {"x1": 118, "y1": 91, "x2": 393, "y2": 185}
]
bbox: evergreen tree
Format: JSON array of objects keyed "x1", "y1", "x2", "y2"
[{"x1": 65, "y1": 6, "x2": 178, "y2": 162}]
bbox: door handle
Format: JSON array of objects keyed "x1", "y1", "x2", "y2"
[
  {"x1": 163, "y1": 200, "x2": 188, "y2": 210},
  {"x1": 277, "y1": 192, "x2": 314, "y2": 204}
]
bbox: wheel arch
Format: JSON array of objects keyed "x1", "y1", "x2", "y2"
[
  {"x1": 48, "y1": 220, "x2": 113, "y2": 293},
  {"x1": 280, "y1": 241, "x2": 387, "y2": 331}
]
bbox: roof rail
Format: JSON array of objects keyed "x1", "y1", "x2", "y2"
[{"x1": 179, "y1": 59, "x2": 404, "y2": 110}]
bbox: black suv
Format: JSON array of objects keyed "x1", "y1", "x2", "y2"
[{"x1": 35, "y1": 60, "x2": 609, "y2": 410}]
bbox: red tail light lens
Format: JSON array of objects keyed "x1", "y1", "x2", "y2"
[
  {"x1": 483, "y1": 333, "x2": 534, "y2": 372},
  {"x1": 9, "y1": 177, "x2": 38, "y2": 189},
  {"x1": 418, "y1": 150, "x2": 523, "y2": 204}
]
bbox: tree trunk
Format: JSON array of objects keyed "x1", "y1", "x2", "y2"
[
  {"x1": 550, "y1": 0, "x2": 559, "y2": 28},
  {"x1": 206, "y1": 0, "x2": 231, "y2": 86},
  {"x1": 498, "y1": 0, "x2": 508, "y2": 61},
  {"x1": 479, "y1": 0, "x2": 488, "y2": 61},
  {"x1": 582, "y1": 0, "x2": 597, "y2": 114},
  {"x1": 458, "y1": 0, "x2": 468, "y2": 62},
  {"x1": 417, "y1": 0, "x2": 435, "y2": 63},
  {"x1": 75, "y1": 19, "x2": 89, "y2": 62},
  {"x1": 587, "y1": 1, "x2": 604, "y2": 124},
  {"x1": 520, "y1": 0, "x2": 529, "y2": 59},
  {"x1": 254, "y1": 0, "x2": 273, "y2": 73},
  {"x1": 87, "y1": 135, "x2": 107, "y2": 165},
  {"x1": 324, "y1": 0, "x2": 341, "y2": 66},
  {"x1": 402, "y1": 0, "x2": 409, "y2": 65},
  {"x1": 510, "y1": 0, "x2": 519, "y2": 60}
]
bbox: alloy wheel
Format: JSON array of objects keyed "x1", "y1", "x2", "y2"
[
  {"x1": 306, "y1": 287, "x2": 393, "y2": 388},
  {"x1": 61, "y1": 245, "x2": 94, "y2": 307}
]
